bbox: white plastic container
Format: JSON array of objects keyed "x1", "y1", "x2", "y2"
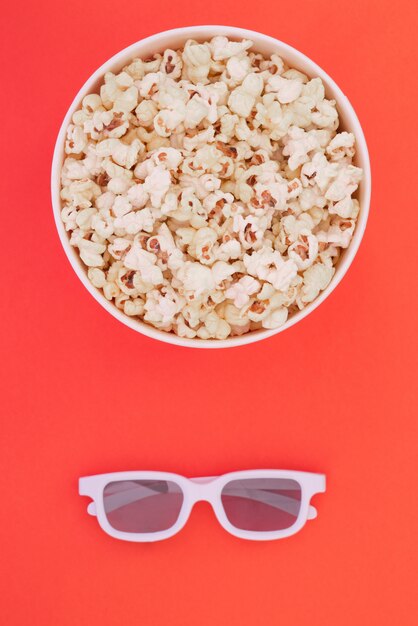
[{"x1": 51, "y1": 25, "x2": 371, "y2": 348}]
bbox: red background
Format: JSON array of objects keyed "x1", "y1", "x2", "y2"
[{"x1": 2, "y1": 1, "x2": 418, "y2": 624}]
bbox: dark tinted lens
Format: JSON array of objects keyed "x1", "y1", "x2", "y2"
[
  {"x1": 221, "y1": 478, "x2": 302, "y2": 531},
  {"x1": 103, "y1": 480, "x2": 183, "y2": 533}
]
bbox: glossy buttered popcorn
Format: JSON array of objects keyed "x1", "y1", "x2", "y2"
[{"x1": 60, "y1": 36, "x2": 363, "y2": 339}]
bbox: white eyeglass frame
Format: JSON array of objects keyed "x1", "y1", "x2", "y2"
[{"x1": 79, "y1": 470, "x2": 326, "y2": 542}]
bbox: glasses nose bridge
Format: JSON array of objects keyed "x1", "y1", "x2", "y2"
[{"x1": 189, "y1": 477, "x2": 219, "y2": 504}]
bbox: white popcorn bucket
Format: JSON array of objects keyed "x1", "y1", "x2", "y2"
[{"x1": 52, "y1": 26, "x2": 371, "y2": 348}]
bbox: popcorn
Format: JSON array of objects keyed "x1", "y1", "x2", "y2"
[
  {"x1": 61, "y1": 205, "x2": 78, "y2": 231},
  {"x1": 209, "y1": 37, "x2": 253, "y2": 61},
  {"x1": 95, "y1": 138, "x2": 143, "y2": 169},
  {"x1": 201, "y1": 311, "x2": 231, "y2": 340},
  {"x1": 326, "y1": 132, "x2": 355, "y2": 161},
  {"x1": 311, "y1": 99, "x2": 338, "y2": 129},
  {"x1": 127, "y1": 184, "x2": 148, "y2": 209},
  {"x1": 88, "y1": 267, "x2": 106, "y2": 288},
  {"x1": 217, "y1": 237, "x2": 242, "y2": 261},
  {"x1": 75, "y1": 207, "x2": 96, "y2": 230},
  {"x1": 242, "y1": 73, "x2": 264, "y2": 98},
  {"x1": 329, "y1": 196, "x2": 359, "y2": 219},
  {"x1": 233, "y1": 214, "x2": 267, "y2": 249},
  {"x1": 124, "y1": 243, "x2": 164, "y2": 285},
  {"x1": 117, "y1": 268, "x2": 140, "y2": 295},
  {"x1": 124, "y1": 298, "x2": 145, "y2": 316},
  {"x1": 282, "y1": 126, "x2": 321, "y2": 170},
  {"x1": 299, "y1": 261, "x2": 335, "y2": 304},
  {"x1": 183, "y1": 173, "x2": 221, "y2": 200},
  {"x1": 103, "y1": 282, "x2": 120, "y2": 300},
  {"x1": 154, "y1": 109, "x2": 185, "y2": 137},
  {"x1": 262, "y1": 306, "x2": 288, "y2": 329},
  {"x1": 183, "y1": 42, "x2": 211, "y2": 67},
  {"x1": 318, "y1": 217, "x2": 356, "y2": 249},
  {"x1": 65, "y1": 124, "x2": 88, "y2": 154},
  {"x1": 112, "y1": 195, "x2": 132, "y2": 217},
  {"x1": 91, "y1": 212, "x2": 114, "y2": 239},
  {"x1": 225, "y1": 56, "x2": 252, "y2": 84},
  {"x1": 228, "y1": 88, "x2": 255, "y2": 118},
  {"x1": 176, "y1": 314, "x2": 198, "y2": 338},
  {"x1": 107, "y1": 176, "x2": 131, "y2": 195},
  {"x1": 185, "y1": 96, "x2": 211, "y2": 129},
  {"x1": 219, "y1": 112, "x2": 239, "y2": 139},
  {"x1": 325, "y1": 165, "x2": 362, "y2": 202},
  {"x1": 100, "y1": 72, "x2": 133, "y2": 109},
  {"x1": 151, "y1": 147, "x2": 183, "y2": 170},
  {"x1": 138, "y1": 72, "x2": 161, "y2": 98},
  {"x1": 135, "y1": 100, "x2": 158, "y2": 126},
  {"x1": 60, "y1": 36, "x2": 363, "y2": 339},
  {"x1": 227, "y1": 73, "x2": 263, "y2": 118},
  {"x1": 281, "y1": 212, "x2": 316, "y2": 242},
  {"x1": 144, "y1": 287, "x2": 184, "y2": 325},
  {"x1": 161, "y1": 49, "x2": 183, "y2": 79},
  {"x1": 244, "y1": 247, "x2": 298, "y2": 292},
  {"x1": 177, "y1": 261, "x2": 215, "y2": 296},
  {"x1": 211, "y1": 260, "x2": 236, "y2": 286},
  {"x1": 77, "y1": 239, "x2": 106, "y2": 267},
  {"x1": 82, "y1": 93, "x2": 103, "y2": 113},
  {"x1": 188, "y1": 227, "x2": 218, "y2": 264},
  {"x1": 114, "y1": 208, "x2": 154, "y2": 235},
  {"x1": 182, "y1": 42, "x2": 211, "y2": 84},
  {"x1": 301, "y1": 152, "x2": 339, "y2": 193},
  {"x1": 219, "y1": 302, "x2": 251, "y2": 336},
  {"x1": 61, "y1": 178, "x2": 101, "y2": 209},
  {"x1": 108, "y1": 237, "x2": 132, "y2": 260},
  {"x1": 225, "y1": 276, "x2": 261, "y2": 307},
  {"x1": 266, "y1": 75, "x2": 303, "y2": 104},
  {"x1": 288, "y1": 231, "x2": 319, "y2": 270},
  {"x1": 143, "y1": 166, "x2": 171, "y2": 208},
  {"x1": 183, "y1": 126, "x2": 215, "y2": 151}
]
